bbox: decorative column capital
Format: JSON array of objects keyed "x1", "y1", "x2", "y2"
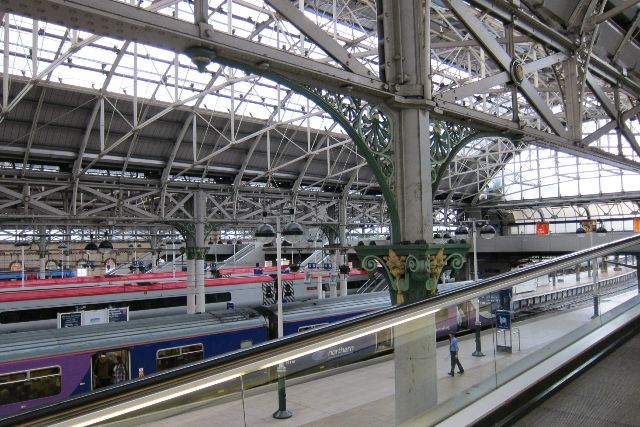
[
  {"x1": 185, "y1": 247, "x2": 208, "y2": 260},
  {"x1": 354, "y1": 243, "x2": 469, "y2": 305}
]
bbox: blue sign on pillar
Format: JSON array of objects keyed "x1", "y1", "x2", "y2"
[
  {"x1": 495, "y1": 309, "x2": 513, "y2": 353},
  {"x1": 323, "y1": 263, "x2": 332, "y2": 270},
  {"x1": 307, "y1": 262, "x2": 317, "y2": 269},
  {"x1": 495, "y1": 310, "x2": 511, "y2": 329}
]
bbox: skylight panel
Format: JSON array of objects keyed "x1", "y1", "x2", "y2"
[{"x1": 107, "y1": 74, "x2": 134, "y2": 96}]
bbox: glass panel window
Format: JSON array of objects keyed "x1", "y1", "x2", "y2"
[
  {"x1": 156, "y1": 344, "x2": 204, "y2": 372},
  {"x1": 0, "y1": 366, "x2": 61, "y2": 405}
]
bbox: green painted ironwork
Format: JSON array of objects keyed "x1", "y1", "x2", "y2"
[
  {"x1": 302, "y1": 87, "x2": 399, "y2": 239},
  {"x1": 185, "y1": 247, "x2": 208, "y2": 260},
  {"x1": 173, "y1": 222, "x2": 217, "y2": 259},
  {"x1": 190, "y1": 53, "x2": 400, "y2": 241},
  {"x1": 430, "y1": 120, "x2": 474, "y2": 182},
  {"x1": 174, "y1": 223, "x2": 195, "y2": 244},
  {"x1": 354, "y1": 243, "x2": 469, "y2": 305},
  {"x1": 431, "y1": 129, "x2": 514, "y2": 195}
]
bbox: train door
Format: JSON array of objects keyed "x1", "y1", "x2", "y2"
[
  {"x1": 91, "y1": 349, "x2": 130, "y2": 390},
  {"x1": 374, "y1": 328, "x2": 393, "y2": 353},
  {"x1": 456, "y1": 302, "x2": 469, "y2": 330}
]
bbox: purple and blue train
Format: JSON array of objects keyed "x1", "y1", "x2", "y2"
[{"x1": 0, "y1": 284, "x2": 493, "y2": 419}]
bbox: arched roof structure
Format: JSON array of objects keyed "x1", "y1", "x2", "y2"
[{"x1": 0, "y1": 0, "x2": 639, "y2": 241}]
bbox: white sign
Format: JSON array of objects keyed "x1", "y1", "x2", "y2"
[
  {"x1": 83, "y1": 309, "x2": 108, "y2": 325},
  {"x1": 57, "y1": 311, "x2": 82, "y2": 328}
]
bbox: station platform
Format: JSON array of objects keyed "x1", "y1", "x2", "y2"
[
  {"x1": 511, "y1": 265, "x2": 636, "y2": 310},
  {"x1": 117, "y1": 276, "x2": 639, "y2": 426}
]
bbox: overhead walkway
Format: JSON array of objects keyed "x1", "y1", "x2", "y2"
[
  {"x1": 3, "y1": 235, "x2": 640, "y2": 427},
  {"x1": 475, "y1": 231, "x2": 640, "y2": 254}
]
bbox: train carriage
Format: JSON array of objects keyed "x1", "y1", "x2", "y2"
[
  {"x1": 0, "y1": 310, "x2": 268, "y2": 418},
  {"x1": 0, "y1": 283, "x2": 497, "y2": 419},
  {"x1": 0, "y1": 269, "x2": 370, "y2": 333}
]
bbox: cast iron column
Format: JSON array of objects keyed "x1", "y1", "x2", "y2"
[
  {"x1": 380, "y1": 0, "x2": 438, "y2": 423},
  {"x1": 195, "y1": 191, "x2": 206, "y2": 313},
  {"x1": 38, "y1": 230, "x2": 47, "y2": 279}
]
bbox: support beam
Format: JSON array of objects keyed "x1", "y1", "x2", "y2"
[
  {"x1": 432, "y1": 99, "x2": 640, "y2": 172},
  {"x1": 588, "y1": 0, "x2": 640, "y2": 28},
  {"x1": 0, "y1": 0, "x2": 387, "y2": 101},
  {"x1": 195, "y1": 190, "x2": 206, "y2": 313},
  {"x1": 445, "y1": 0, "x2": 570, "y2": 139},
  {"x1": 563, "y1": 59, "x2": 582, "y2": 141},
  {"x1": 586, "y1": 73, "x2": 640, "y2": 156},
  {"x1": 438, "y1": 52, "x2": 567, "y2": 103},
  {"x1": 264, "y1": 0, "x2": 370, "y2": 75},
  {"x1": 22, "y1": 88, "x2": 47, "y2": 175},
  {"x1": 612, "y1": 11, "x2": 640, "y2": 63}
]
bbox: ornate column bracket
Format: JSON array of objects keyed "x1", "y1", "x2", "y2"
[
  {"x1": 306, "y1": 88, "x2": 394, "y2": 190},
  {"x1": 354, "y1": 243, "x2": 469, "y2": 305},
  {"x1": 296, "y1": 85, "x2": 400, "y2": 237},
  {"x1": 172, "y1": 223, "x2": 216, "y2": 241},
  {"x1": 185, "y1": 247, "x2": 208, "y2": 260},
  {"x1": 174, "y1": 222, "x2": 212, "y2": 260},
  {"x1": 204, "y1": 223, "x2": 217, "y2": 238},
  {"x1": 430, "y1": 120, "x2": 473, "y2": 181}
]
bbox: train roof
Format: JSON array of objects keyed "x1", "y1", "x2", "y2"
[
  {"x1": 0, "y1": 309, "x2": 265, "y2": 363},
  {"x1": 272, "y1": 282, "x2": 473, "y2": 322},
  {"x1": 277, "y1": 292, "x2": 391, "y2": 321},
  {"x1": 438, "y1": 280, "x2": 474, "y2": 294}
]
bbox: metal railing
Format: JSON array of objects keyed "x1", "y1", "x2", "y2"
[
  {"x1": 4, "y1": 233, "x2": 640, "y2": 427},
  {"x1": 105, "y1": 252, "x2": 154, "y2": 275},
  {"x1": 221, "y1": 243, "x2": 255, "y2": 266},
  {"x1": 356, "y1": 268, "x2": 388, "y2": 294},
  {"x1": 300, "y1": 249, "x2": 326, "y2": 267}
]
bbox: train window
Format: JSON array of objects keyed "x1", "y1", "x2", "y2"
[
  {"x1": 0, "y1": 366, "x2": 61, "y2": 405},
  {"x1": 375, "y1": 328, "x2": 393, "y2": 352},
  {"x1": 156, "y1": 343, "x2": 204, "y2": 372},
  {"x1": 298, "y1": 323, "x2": 329, "y2": 332},
  {"x1": 205, "y1": 292, "x2": 232, "y2": 304},
  {"x1": 92, "y1": 350, "x2": 129, "y2": 390}
]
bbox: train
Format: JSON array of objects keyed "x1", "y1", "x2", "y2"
[
  {"x1": 0, "y1": 284, "x2": 493, "y2": 419},
  {"x1": 0, "y1": 268, "x2": 370, "y2": 333},
  {"x1": 0, "y1": 271, "x2": 75, "y2": 281}
]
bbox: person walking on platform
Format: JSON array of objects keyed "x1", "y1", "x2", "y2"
[{"x1": 448, "y1": 332, "x2": 464, "y2": 376}]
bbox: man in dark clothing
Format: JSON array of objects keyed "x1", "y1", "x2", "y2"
[{"x1": 448, "y1": 332, "x2": 464, "y2": 376}]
